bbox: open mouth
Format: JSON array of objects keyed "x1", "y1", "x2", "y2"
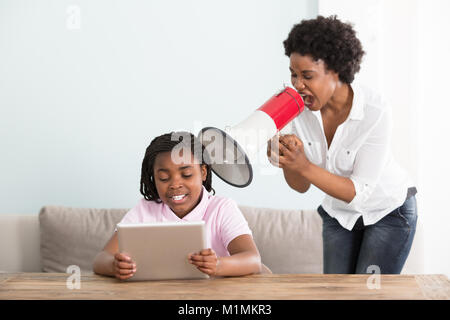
[
  {"x1": 299, "y1": 93, "x2": 315, "y2": 108},
  {"x1": 169, "y1": 194, "x2": 188, "y2": 203}
]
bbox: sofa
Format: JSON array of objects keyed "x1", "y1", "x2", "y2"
[{"x1": 0, "y1": 205, "x2": 422, "y2": 274}]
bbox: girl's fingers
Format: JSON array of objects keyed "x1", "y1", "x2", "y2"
[
  {"x1": 189, "y1": 249, "x2": 218, "y2": 270},
  {"x1": 115, "y1": 253, "x2": 132, "y2": 263},
  {"x1": 116, "y1": 261, "x2": 135, "y2": 269},
  {"x1": 116, "y1": 267, "x2": 136, "y2": 275},
  {"x1": 197, "y1": 267, "x2": 214, "y2": 275},
  {"x1": 189, "y1": 255, "x2": 208, "y2": 262},
  {"x1": 114, "y1": 268, "x2": 136, "y2": 276},
  {"x1": 190, "y1": 260, "x2": 217, "y2": 268},
  {"x1": 188, "y1": 248, "x2": 213, "y2": 258},
  {"x1": 190, "y1": 254, "x2": 216, "y2": 262},
  {"x1": 199, "y1": 248, "x2": 215, "y2": 256},
  {"x1": 189, "y1": 248, "x2": 216, "y2": 258},
  {"x1": 189, "y1": 253, "x2": 217, "y2": 267},
  {"x1": 116, "y1": 273, "x2": 134, "y2": 280}
]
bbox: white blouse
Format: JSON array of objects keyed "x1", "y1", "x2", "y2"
[{"x1": 290, "y1": 82, "x2": 414, "y2": 231}]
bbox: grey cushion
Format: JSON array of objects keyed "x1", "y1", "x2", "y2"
[
  {"x1": 240, "y1": 206, "x2": 323, "y2": 274},
  {"x1": 39, "y1": 205, "x2": 323, "y2": 274},
  {"x1": 39, "y1": 206, "x2": 128, "y2": 273}
]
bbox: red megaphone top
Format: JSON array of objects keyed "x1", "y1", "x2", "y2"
[{"x1": 257, "y1": 87, "x2": 305, "y2": 130}]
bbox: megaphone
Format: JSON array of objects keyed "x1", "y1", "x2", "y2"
[{"x1": 198, "y1": 86, "x2": 304, "y2": 187}]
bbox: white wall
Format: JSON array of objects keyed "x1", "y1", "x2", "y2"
[
  {"x1": 416, "y1": 0, "x2": 450, "y2": 279},
  {"x1": 319, "y1": 0, "x2": 450, "y2": 277},
  {"x1": 0, "y1": 0, "x2": 321, "y2": 214}
]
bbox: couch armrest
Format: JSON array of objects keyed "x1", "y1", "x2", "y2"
[{"x1": 0, "y1": 215, "x2": 41, "y2": 272}]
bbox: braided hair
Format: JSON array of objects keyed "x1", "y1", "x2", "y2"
[{"x1": 140, "y1": 131, "x2": 215, "y2": 202}]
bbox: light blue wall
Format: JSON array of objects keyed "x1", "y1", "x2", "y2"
[{"x1": 0, "y1": 0, "x2": 321, "y2": 214}]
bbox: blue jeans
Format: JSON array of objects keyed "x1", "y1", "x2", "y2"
[{"x1": 317, "y1": 195, "x2": 418, "y2": 274}]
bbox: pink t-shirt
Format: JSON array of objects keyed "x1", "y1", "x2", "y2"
[{"x1": 118, "y1": 187, "x2": 252, "y2": 257}]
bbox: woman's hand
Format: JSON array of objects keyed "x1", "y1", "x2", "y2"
[
  {"x1": 267, "y1": 134, "x2": 311, "y2": 173},
  {"x1": 113, "y1": 252, "x2": 137, "y2": 280},
  {"x1": 188, "y1": 248, "x2": 220, "y2": 276}
]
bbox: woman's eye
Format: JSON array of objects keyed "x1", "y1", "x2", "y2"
[
  {"x1": 182, "y1": 174, "x2": 192, "y2": 178},
  {"x1": 291, "y1": 74, "x2": 297, "y2": 78},
  {"x1": 159, "y1": 177, "x2": 169, "y2": 182}
]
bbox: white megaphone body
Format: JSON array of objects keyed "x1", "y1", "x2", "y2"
[{"x1": 198, "y1": 86, "x2": 305, "y2": 187}]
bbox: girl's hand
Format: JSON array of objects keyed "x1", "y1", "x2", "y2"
[
  {"x1": 188, "y1": 248, "x2": 220, "y2": 276},
  {"x1": 267, "y1": 134, "x2": 311, "y2": 173},
  {"x1": 113, "y1": 252, "x2": 137, "y2": 280}
]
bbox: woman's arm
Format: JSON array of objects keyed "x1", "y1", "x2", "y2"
[
  {"x1": 283, "y1": 163, "x2": 356, "y2": 202},
  {"x1": 292, "y1": 162, "x2": 356, "y2": 203},
  {"x1": 283, "y1": 167, "x2": 311, "y2": 193},
  {"x1": 269, "y1": 134, "x2": 355, "y2": 203},
  {"x1": 188, "y1": 234, "x2": 262, "y2": 276}
]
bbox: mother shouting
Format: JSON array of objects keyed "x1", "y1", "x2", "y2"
[{"x1": 267, "y1": 16, "x2": 417, "y2": 274}]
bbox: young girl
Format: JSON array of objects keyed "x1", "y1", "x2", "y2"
[{"x1": 93, "y1": 131, "x2": 269, "y2": 280}]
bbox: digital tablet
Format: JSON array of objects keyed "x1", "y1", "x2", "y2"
[{"x1": 116, "y1": 221, "x2": 209, "y2": 281}]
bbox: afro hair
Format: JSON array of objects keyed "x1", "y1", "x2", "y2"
[{"x1": 283, "y1": 15, "x2": 365, "y2": 84}]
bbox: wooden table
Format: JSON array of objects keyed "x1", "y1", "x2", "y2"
[{"x1": 0, "y1": 273, "x2": 449, "y2": 300}]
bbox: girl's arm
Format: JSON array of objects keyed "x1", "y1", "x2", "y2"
[
  {"x1": 219, "y1": 234, "x2": 262, "y2": 276},
  {"x1": 93, "y1": 232, "x2": 136, "y2": 280},
  {"x1": 188, "y1": 234, "x2": 262, "y2": 277}
]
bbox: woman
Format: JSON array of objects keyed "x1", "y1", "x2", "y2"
[{"x1": 267, "y1": 15, "x2": 417, "y2": 274}]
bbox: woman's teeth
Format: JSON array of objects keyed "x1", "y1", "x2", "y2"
[{"x1": 300, "y1": 94, "x2": 314, "y2": 107}]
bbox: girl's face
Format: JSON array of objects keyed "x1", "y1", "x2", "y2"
[
  {"x1": 289, "y1": 52, "x2": 340, "y2": 111},
  {"x1": 153, "y1": 150, "x2": 207, "y2": 219}
]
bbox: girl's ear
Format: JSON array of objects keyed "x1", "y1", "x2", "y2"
[{"x1": 201, "y1": 164, "x2": 207, "y2": 182}]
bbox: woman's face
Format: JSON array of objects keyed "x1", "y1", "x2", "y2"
[
  {"x1": 153, "y1": 151, "x2": 207, "y2": 218},
  {"x1": 289, "y1": 52, "x2": 340, "y2": 111}
]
